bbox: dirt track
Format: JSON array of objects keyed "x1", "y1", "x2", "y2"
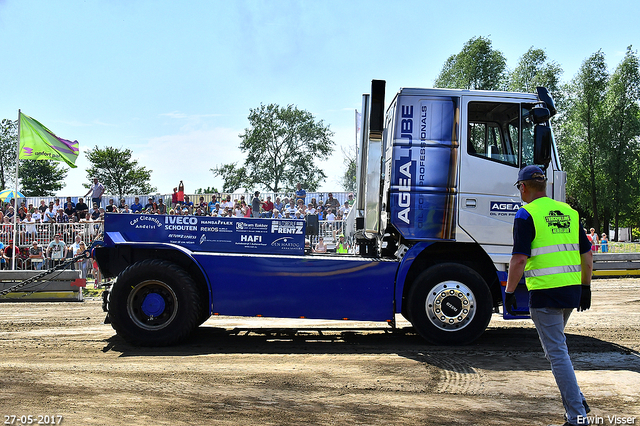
[{"x1": 1, "y1": 278, "x2": 639, "y2": 426}]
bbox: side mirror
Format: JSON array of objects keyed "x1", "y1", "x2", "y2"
[
  {"x1": 531, "y1": 106, "x2": 550, "y2": 124},
  {"x1": 536, "y1": 87, "x2": 556, "y2": 118},
  {"x1": 534, "y1": 125, "x2": 552, "y2": 168}
]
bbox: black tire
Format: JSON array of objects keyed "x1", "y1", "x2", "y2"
[
  {"x1": 108, "y1": 259, "x2": 202, "y2": 346},
  {"x1": 407, "y1": 263, "x2": 492, "y2": 345}
]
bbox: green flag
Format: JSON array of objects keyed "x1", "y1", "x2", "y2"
[{"x1": 19, "y1": 112, "x2": 79, "y2": 168}]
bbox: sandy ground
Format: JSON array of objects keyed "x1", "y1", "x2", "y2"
[{"x1": 0, "y1": 278, "x2": 638, "y2": 426}]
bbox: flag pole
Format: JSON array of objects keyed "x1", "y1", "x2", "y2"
[{"x1": 11, "y1": 110, "x2": 21, "y2": 270}]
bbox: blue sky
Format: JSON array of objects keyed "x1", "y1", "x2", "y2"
[{"x1": 1, "y1": 0, "x2": 638, "y2": 197}]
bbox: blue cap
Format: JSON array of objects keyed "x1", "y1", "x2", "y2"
[{"x1": 516, "y1": 165, "x2": 546, "y2": 184}]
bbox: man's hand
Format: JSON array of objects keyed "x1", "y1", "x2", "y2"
[
  {"x1": 578, "y1": 285, "x2": 591, "y2": 312},
  {"x1": 505, "y1": 292, "x2": 518, "y2": 315}
]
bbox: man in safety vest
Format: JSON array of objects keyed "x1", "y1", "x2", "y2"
[
  {"x1": 505, "y1": 165, "x2": 593, "y2": 426},
  {"x1": 336, "y1": 235, "x2": 348, "y2": 254}
]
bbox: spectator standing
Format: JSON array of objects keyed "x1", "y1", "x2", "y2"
[
  {"x1": 252, "y1": 191, "x2": 261, "y2": 218},
  {"x1": 177, "y1": 181, "x2": 185, "y2": 203},
  {"x1": 172, "y1": 188, "x2": 179, "y2": 207},
  {"x1": 38, "y1": 200, "x2": 48, "y2": 214},
  {"x1": 77, "y1": 241, "x2": 89, "y2": 279},
  {"x1": 601, "y1": 233, "x2": 609, "y2": 253},
  {"x1": 28, "y1": 241, "x2": 44, "y2": 270},
  {"x1": 336, "y1": 235, "x2": 349, "y2": 254},
  {"x1": 47, "y1": 234, "x2": 67, "y2": 268},
  {"x1": 588, "y1": 228, "x2": 599, "y2": 252},
  {"x1": 0, "y1": 247, "x2": 8, "y2": 270},
  {"x1": 21, "y1": 213, "x2": 38, "y2": 241},
  {"x1": 295, "y1": 183, "x2": 306, "y2": 205},
  {"x1": 85, "y1": 177, "x2": 105, "y2": 208},
  {"x1": 325, "y1": 192, "x2": 340, "y2": 212},
  {"x1": 130, "y1": 197, "x2": 143, "y2": 213}
]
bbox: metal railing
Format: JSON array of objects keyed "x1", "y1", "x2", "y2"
[{"x1": 1, "y1": 221, "x2": 104, "y2": 248}]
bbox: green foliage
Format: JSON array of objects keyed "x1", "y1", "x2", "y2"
[
  {"x1": 602, "y1": 46, "x2": 640, "y2": 236},
  {"x1": 508, "y1": 47, "x2": 563, "y2": 100},
  {"x1": 434, "y1": 36, "x2": 507, "y2": 90},
  {"x1": 195, "y1": 186, "x2": 219, "y2": 195},
  {"x1": 0, "y1": 118, "x2": 18, "y2": 189},
  {"x1": 84, "y1": 146, "x2": 157, "y2": 199},
  {"x1": 18, "y1": 159, "x2": 67, "y2": 196},
  {"x1": 340, "y1": 145, "x2": 356, "y2": 193},
  {"x1": 213, "y1": 104, "x2": 334, "y2": 193},
  {"x1": 212, "y1": 162, "x2": 248, "y2": 193},
  {"x1": 557, "y1": 50, "x2": 612, "y2": 234}
]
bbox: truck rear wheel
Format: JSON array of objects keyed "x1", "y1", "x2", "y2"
[
  {"x1": 108, "y1": 259, "x2": 202, "y2": 346},
  {"x1": 407, "y1": 263, "x2": 492, "y2": 345}
]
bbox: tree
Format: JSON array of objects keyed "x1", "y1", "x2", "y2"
[
  {"x1": 85, "y1": 146, "x2": 156, "y2": 199},
  {"x1": 18, "y1": 160, "x2": 67, "y2": 196},
  {"x1": 212, "y1": 104, "x2": 334, "y2": 193},
  {"x1": 602, "y1": 46, "x2": 640, "y2": 239},
  {"x1": 212, "y1": 162, "x2": 248, "y2": 194},
  {"x1": 340, "y1": 145, "x2": 356, "y2": 193},
  {"x1": 0, "y1": 118, "x2": 18, "y2": 189},
  {"x1": 557, "y1": 50, "x2": 609, "y2": 234},
  {"x1": 195, "y1": 186, "x2": 219, "y2": 195},
  {"x1": 508, "y1": 47, "x2": 563, "y2": 99},
  {"x1": 434, "y1": 36, "x2": 508, "y2": 90}
]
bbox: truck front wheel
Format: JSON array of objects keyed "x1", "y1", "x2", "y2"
[
  {"x1": 108, "y1": 259, "x2": 202, "y2": 346},
  {"x1": 407, "y1": 263, "x2": 492, "y2": 345}
]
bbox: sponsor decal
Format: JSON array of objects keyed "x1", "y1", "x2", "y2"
[
  {"x1": 490, "y1": 201, "x2": 521, "y2": 217},
  {"x1": 270, "y1": 220, "x2": 304, "y2": 235},
  {"x1": 130, "y1": 215, "x2": 163, "y2": 229}
]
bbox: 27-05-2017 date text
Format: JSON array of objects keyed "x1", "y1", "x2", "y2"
[{"x1": 3, "y1": 415, "x2": 63, "y2": 425}]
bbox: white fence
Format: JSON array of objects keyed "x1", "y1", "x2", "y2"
[{"x1": 1, "y1": 221, "x2": 104, "y2": 248}]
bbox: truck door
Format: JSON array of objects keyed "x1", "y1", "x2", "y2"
[{"x1": 458, "y1": 97, "x2": 526, "y2": 251}]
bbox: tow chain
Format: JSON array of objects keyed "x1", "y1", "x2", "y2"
[{"x1": 0, "y1": 242, "x2": 102, "y2": 298}]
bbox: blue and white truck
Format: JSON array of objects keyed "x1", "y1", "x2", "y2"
[{"x1": 96, "y1": 80, "x2": 561, "y2": 346}]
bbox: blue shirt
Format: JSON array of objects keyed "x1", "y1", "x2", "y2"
[
  {"x1": 130, "y1": 203, "x2": 143, "y2": 213},
  {"x1": 512, "y1": 204, "x2": 591, "y2": 309}
]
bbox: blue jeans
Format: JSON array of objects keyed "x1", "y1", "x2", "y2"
[{"x1": 530, "y1": 307, "x2": 588, "y2": 425}]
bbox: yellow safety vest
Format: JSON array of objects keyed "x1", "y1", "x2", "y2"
[
  {"x1": 336, "y1": 243, "x2": 348, "y2": 254},
  {"x1": 522, "y1": 197, "x2": 581, "y2": 291}
]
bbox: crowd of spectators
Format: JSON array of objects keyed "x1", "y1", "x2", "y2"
[{"x1": 0, "y1": 180, "x2": 355, "y2": 268}]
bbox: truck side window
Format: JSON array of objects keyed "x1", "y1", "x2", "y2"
[
  {"x1": 467, "y1": 102, "x2": 518, "y2": 167},
  {"x1": 521, "y1": 105, "x2": 535, "y2": 166}
]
